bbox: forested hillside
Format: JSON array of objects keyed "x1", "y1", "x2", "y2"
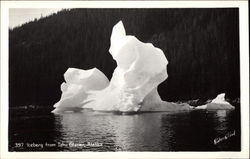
[{"x1": 9, "y1": 8, "x2": 240, "y2": 107}]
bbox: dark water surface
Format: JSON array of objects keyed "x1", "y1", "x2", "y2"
[{"x1": 9, "y1": 108, "x2": 240, "y2": 151}]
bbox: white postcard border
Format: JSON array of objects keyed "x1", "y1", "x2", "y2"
[{"x1": 1, "y1": 1, "x2": 249, "y2": 159}]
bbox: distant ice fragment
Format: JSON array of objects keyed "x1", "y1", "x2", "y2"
[
  {"x1": 211, "y1": 93, "x2": 230, "y2": 105},
  {"x1": 195, "y1": 104, "x2": 207, "y2": 109},
  {"x1": 196, "y1": 93, "x2": 235, "y2": 110}
]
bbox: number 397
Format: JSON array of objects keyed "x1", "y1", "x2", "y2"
[{"x1": 15, "y1": 143, "x2": 24, "y2": 147}]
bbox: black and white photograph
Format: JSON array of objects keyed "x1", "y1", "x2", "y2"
[{"x1": 0, "y1": 1, "x2": 249, "y2": 159}]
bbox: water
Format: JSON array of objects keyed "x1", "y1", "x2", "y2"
[{"x1": 9, "y1": 107, "x2": 240, "y2": 151}]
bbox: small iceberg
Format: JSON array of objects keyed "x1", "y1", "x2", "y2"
[{"x1": 196, "y1": 93, "x2": 235, "y2": 110}]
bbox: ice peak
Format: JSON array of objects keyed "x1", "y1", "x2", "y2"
[
  {"x1": 109, "y1": 21, "x2": 127, "y2": 58},
  {"x1": 112, "y1": 21, "x2": 126, "y2": 38}
]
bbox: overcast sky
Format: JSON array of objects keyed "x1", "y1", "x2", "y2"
[{"x1": 9, "y1": 8, "x2": 63, "y2": 29}]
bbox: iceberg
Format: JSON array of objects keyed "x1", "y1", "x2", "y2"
[
  {"x1": 195, "y1": 93, "x2": 235, "y2": 110},
  {"x1": 82, "y1": 21, "x2": 190, "y2": 112},
  {"x1": 53, "y1": 21, "x2": 240, "y2": 113},
  {"x1": 82, "y1": 21, "x2": 178, "y2": 112},
  {"x1": 52, "y1": 68, "x2": 109, "y2": 113}
]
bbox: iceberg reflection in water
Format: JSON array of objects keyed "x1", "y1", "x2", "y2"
[
  {"x1": 50, "y1": 109, "x2": 239, "y2": 151},
  {"x1": 9, "y1": 107, "x2": 240, "y2": 151}
]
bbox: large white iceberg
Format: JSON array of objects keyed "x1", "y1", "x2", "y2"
[
  {"x1": 82, "y1": 21, "x2": 187, "y2": 112},
  {"x1": 195, "y1": 93, "x2": 234, "y2": 110},
  {"x1": 52, "y1": 21, "x2": 213, "y2": 113}
]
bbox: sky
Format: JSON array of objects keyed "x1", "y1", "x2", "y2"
[{"x1": 9, "y1": 8, "x2": 63, "y2": 29}]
